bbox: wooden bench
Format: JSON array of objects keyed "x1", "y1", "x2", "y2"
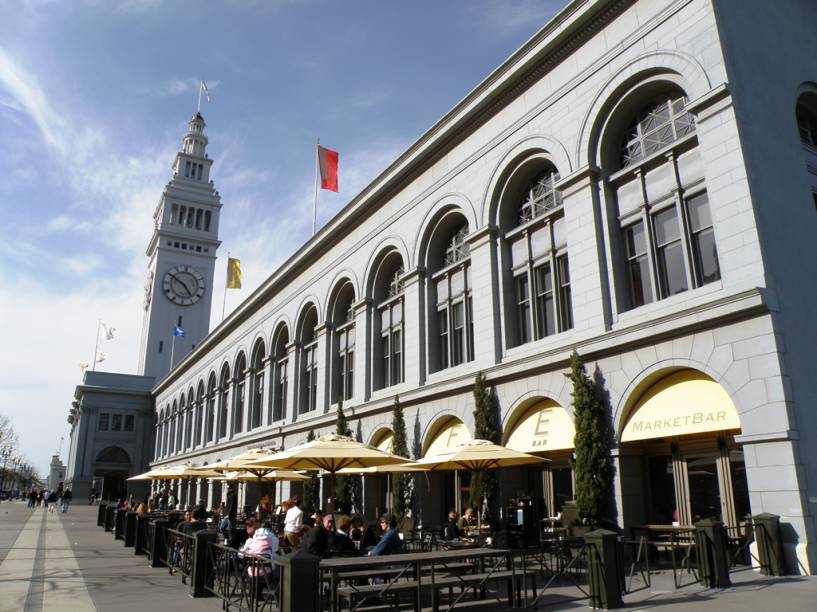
[
  {"x1": 430, "y1": 569, "x2": 516, "y2": 610},
  {"x1": 337, "y1": 579, "x2": 420, "y2": 611}
]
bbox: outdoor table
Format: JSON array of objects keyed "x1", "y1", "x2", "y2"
[{"x1": 320, "y1": 546, "x2": 513, "y2": 612}]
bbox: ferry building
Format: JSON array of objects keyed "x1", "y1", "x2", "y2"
[{"x1": 65, "y1": 0, "x2": 817, "y2": 575}]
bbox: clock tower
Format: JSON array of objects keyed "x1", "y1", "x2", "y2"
[{"x1": 138, "y1": 112, "x2": 222, "y2": 380}]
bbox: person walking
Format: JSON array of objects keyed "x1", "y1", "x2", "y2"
[
  {"x1": 47, "y1": 490, "x2": 59, "y2": 513},
  {"x1": 27, "y1": 490, "x2": 37, "y2": 509},
  {"x1": 61, "y1": 488, "x2": 73, "y2": 513}
]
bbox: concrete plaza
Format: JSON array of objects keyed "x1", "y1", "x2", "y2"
[{"x1": 0, "y1": 501, "x2": 815, "y2": 611}]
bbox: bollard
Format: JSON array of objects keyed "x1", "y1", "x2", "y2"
[
  {"x1": 278, "y1": 549, "x2": 320, "y2": 612},
  {"x1": 97, "y1": 503, "x2": 107, "y2": 527},
  {"x1": 753, "y1": 513, "x2": 785, "y2": 576},
  {"x1": 124, "y1": 512, "x2": 137, "y2": 547},
  {"x1": 105, "y1": 505, "x2": 116, "y2": 532},
  {"x1": 694, "y1": 519, "x2": 731, "y2": 588},
  {"x1": 191, "y1": 530, "x2": 219, "y2": 598},
  {"x1": 584, "y1": 529, "x2": 623, "y2": 609},
  {"x1": 150, "y1": 519, "x2": 170, "y2": 569},
  {"x1": 135, "y1": 515, "x2": 149, "y2": 555},
  {"x1": 114, "y1": 509, "x2": 127, "y2": 540}
]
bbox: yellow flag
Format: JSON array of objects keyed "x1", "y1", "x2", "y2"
[{"x1": 226, "y1": 257, "x2": 242, "y2": 289}]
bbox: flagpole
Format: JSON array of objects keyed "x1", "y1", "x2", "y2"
[
  {"x1": 92, "y1": 319, "x2": 101, "y2": 372},
  {"x1": 222, "y1": 251, "x2": 229, "y2": 321},
  {"x1": 170, "y1": 333, "x2": 176, "y2": 370},
  {"x1": 197, "y1": 80, "x2": 203, "y2": 113},
  {"x1": 312, "y1": 138, "x2": 320, "y2": 236}
]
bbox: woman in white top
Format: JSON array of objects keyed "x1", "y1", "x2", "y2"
[{"x1": 283, "y1": 496, "x2": 304, "y2": 549}]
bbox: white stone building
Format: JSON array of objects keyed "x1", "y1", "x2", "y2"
[{"x1": 110, "y1": 0, "x2": 817, "y2": 573}]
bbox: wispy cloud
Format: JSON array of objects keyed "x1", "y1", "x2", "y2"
[{"x1": 146, "y1": 77, "x2": 221, "y2": 99}]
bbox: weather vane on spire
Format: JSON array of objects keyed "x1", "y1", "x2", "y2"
[{"x1": 197, "y1": 80, "x2": 212, "y2": 113}]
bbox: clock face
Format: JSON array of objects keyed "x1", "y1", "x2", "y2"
[{"x1": 162, "y1": 265, "x2": 205, "y2": 306}]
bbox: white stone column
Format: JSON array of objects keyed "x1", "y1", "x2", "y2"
[
  {"x1": 465, "y1": 227, "x2": 500, "y2": 368},
  {"x1": 314, "y1": 323, "x2": 330, "y2": 414},
  {"x1": 401, "y1": 267, "x2": 425, "y2": 387},
  {"x1": 352, "y1": 298, "x2": 371, "y2": 403},
  {"x1": 261, "y1": 355, "x2": 273, "y2": 426},
  {"x1": 286, "y1": 341, "x2": 299, "y2": 422},
  {"x1": 556, "y1": 166, "x2": 611, "y2": 332}
]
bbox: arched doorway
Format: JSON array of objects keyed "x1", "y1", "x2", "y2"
[
  {"x1": 619, "y1": 369, "x2": 749, "y2": 527},
  {"x1": 504, "y1": 399, "x2": 576, "y2": 518},
  {"x1": 421, "y1": 417, "x2": 472, "y2": 523},
  {"x1": 93, "y1": 446, "x2": 131, "y2": 501}
]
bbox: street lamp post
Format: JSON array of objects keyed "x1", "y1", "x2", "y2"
[{"x1": 0, "y1": 448, "x2": 11, "y2": 494}]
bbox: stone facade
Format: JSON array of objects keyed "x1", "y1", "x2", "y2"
[{"x1": 131, "y1": 0, "x2": 815, "y2": 573}]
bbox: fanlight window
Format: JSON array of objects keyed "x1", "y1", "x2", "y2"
[
  {"x1": 797, "y1": 101, "x2": 817, "y2": 147},
  {"x1": 443, "y1": 226, "x2": 470, "y2": 267},
  {"x1": 518, "y1": 170, "x2": 562, "y2": 224},
  {"x1": 621, "y1": 94, "x2": 695, "y2": 167}
]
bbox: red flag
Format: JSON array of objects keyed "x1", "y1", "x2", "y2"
[{"x1": 318, "y1": 145, "x2": 339, "y2": 192}]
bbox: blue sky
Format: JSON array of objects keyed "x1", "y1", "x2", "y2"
[{"x1": 0, "y1": 0, "x2": 563, "y2": 473}]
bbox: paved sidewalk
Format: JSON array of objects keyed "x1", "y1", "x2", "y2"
[
  {"x1": 1, "y1": 501, "x2": 815, "y2": 611},
  {"x1": 0, "y1": 501, "x2": 221, "y2": 611}
]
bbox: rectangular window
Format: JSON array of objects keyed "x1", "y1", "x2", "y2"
[
  {"x1": 624, "y1": 221, "x2": 653, "y2": 307},
  {"x1": 158, "y1": 341, "x2": 163, "y2": 353},
  {"x1": 177, "y1": 316, "x2": 183, "y2": 327},
  {"x1": 99, "y1": 413, "x2": 109, "y2": 431},
  {"x1": 204, "y1": 211, "x2": 212, "y2": 232},
  {"x1": 346, "y1": 349, "x2": 355, "y2": 399},
  {"x1": 381, "y1": 334, "x2": 390, "y2": 387},
  {"x1": 534, "y1": 264, "x2": 555, "y2": 338},
  {"x1": 687, "y1": 192, "x2": 721, "y2": 286},
  {"x1": 170, "y1": 204, "x2": 178, "y2": 224},
  {"x1": 111, "y1": 414, "x2": 122, "y2": 431},
  {"x1": 391, "y1": 330, "x2": 402, "y2": 385},
  {"x1": 438, "y1": 309, "x2": 449, "y2": 370},
  {"x1": 195, "y1": 208, "x2": 203, "y2": 229},
  {"x1": 338, "y1": 353, "x2": 346, "y2": 401},
  {"x1": 234, "y1": 381, "x2": 244, "y2": 433},
  {"x1": 516, "y1": 274, "x2": 531, "y2": 344},
  {"x1": 557, "y1": 255, "x2": 573, "y2": 331},
  {"x1": 185, "y1": 161, "x2": 191, "y2": 178},
  {"x1": 653, "y1": 207, "x2": 688, "y2": 297},
  {"x1": 124, "y1": 415, "x2": 134, "y2": 432},
  {"x1": 452, "y1": 302, "x2": 465, "y2": 367},
  {"x1": 466, "y1": 296, "x2": 474, "y2": 363},
  {"x1": 275, "y1": 360, "x2": 287, "y2": 421}
]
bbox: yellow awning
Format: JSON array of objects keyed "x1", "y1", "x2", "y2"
[
  {"x1": 424, "y1": 418, "x2": 471, "y2": 457},
  {"x1": 505, "y1": 400, "x2": 575, "y2": 454},
  {"x1": 621, "y1": 370, "x2": 741, "y2": 442}
]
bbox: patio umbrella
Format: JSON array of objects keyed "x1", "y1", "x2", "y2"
[
  {"x1": 247, "y1": 433, "x2": 411, "y2": 511},
  {"x1": 127, "y1": 465, "x2": 175, "y2": 481},
  {"x1": 413, "y1": 439, "x2": 548, "y2": 528},
  {"x1": 148, "y1": 463, "x2": 223, "y2": 480}
]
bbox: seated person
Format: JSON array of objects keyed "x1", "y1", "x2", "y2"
[
  {"x1": 443, "y1": 510, "x2": 461, "y2": 540},
  {"x1": 458, "y1": 508, "x2": 477, "y2": 530},
  {"x1": 181, "y1": 505, "x2": 209, "y2": 535},
  {"x1": 300, "y1": 514, "x2": 332, "y2": 557},
  {"x1": 369, "y1": 514, "x2": 402, "y2": 556},
  {"x1": 350, "y1": 516, "x2": 378, "y2": 549},
  {"x1": 239, "y1": 518, "x2": 280, "y2": 593},
  {"x1": 330, "y1": 516, "x2": 358, "y2": 557}
]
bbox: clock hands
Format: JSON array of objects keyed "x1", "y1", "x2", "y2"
[{"x1": 169, "y1": 273, "x2": 194, "y2": 297}]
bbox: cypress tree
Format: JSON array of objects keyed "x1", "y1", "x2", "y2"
[
  {"x1": 566, "y1": 351, "x2": 613, "y2": 526},
  {"x1": 334, "y1": 400, "x2": 356, "y2": 514},
  {"x1": 469, "y1": 372, "x2": 498, "y2": 516},
  {"x1": 302, "y1": 429, "x2": 320, "y2": 511},
  {"x1": 391, "y1": 395, "x2": 412, "y2": 518}
]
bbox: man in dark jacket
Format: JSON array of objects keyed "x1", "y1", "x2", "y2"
[
  {"x1": 220, "y1": 484, "x2": 238, "y2": 538},
  {"x1": 369, "y1": 514, "x2": 402, "y2": 556},
  {"x1": 301, "y1": 514, "x2": 333, "y2": 557},
  {"x1": 61, "y1": 488, "x2": 73, "y2": 513}
]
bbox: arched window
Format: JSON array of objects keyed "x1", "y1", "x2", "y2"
[
  {"x1": 218, "y1": 365, "x2": 230, "y2": 439},
  {"x1": 185, "y1": 389, "x2": 194, "y2": 449},
  {"x1": 250, "y1": 341, "x2": 265, "y2": 430},
  {"x1": 605, "y1": 85, "x2": 720, "y2": 310},
  {"x1": 162, "y1": 407, "x2": 170, "y2": 456},
  {"x1": 427, "y1": 214, "x2": 474, "y2": 372},
  {"x1": 169, "y1": 402, "x2": 178, "y2": 454},
  {"x1": 158, "y1": 408, "x2": 166, "y2": 456},
  {"x1": 271, "y1": 325, "x2": 290, "y2": 422},
  {"x1": 205, "y1": 373, "x2": 216, "y2": 443},
  {"x1": 372, "y1": 252, "x2": 405, "y2": 390},
  {"x1": 176, "y1": 396, "x2": 185, "y2": 452},
  {"x1": 195, "y1": 383, "x2": 204, "y2": 447},
  {"x1": 233, "y1": 353, "x2": 247, "y2": 434},
  {"x1": 502, "y1": 162, "x2": 573, "y2": 347},
  {"x1": 298, "y1": 306, "x2": 319, "y2": 414},
  {"x1": 330, "y1": 282, "x2": 356, "y2": 403}
]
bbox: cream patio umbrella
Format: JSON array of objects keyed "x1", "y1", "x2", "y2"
[
  {"x1": 209, "y1": 468, "x2": 309, "y2": 507},
  {"x1": 413, "y1": 439, "x2": 548, "y2": 528},
  {"x1": 127, "y1": 465, "x2": 175, "y2": 481},
  {"x1": 247, "y1": 433, "x2": 412, "y2": 511}
]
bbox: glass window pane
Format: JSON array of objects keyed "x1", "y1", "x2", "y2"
[
  {"x1": 648, "y1": 455, "x2": 676, "y2": 523},
  {"x1": 688, "y1": 456, "x2": 722, "y2": 521},
  {"x1": 112, "y1": 414, "x2": 122, "y2": 431},
  {"x1": 625, "y1": 222, "x2": 647, "y2": 257},
  {"x1": 687, "y1": 193, "x2": 712, "y2": 232},
  {"x1": 99, "y1": 414, "x2": 109, "y2": 431},
  {"x1": 657, "y1": 240, "x2": 688, "y2": 296},
  {"x1": 629, "y1": 257, "x2": 653, "y2": 307},
  {"x1": 393, "y1": 301, "x2": 402, "y2": 325},
  {"x1": 451, "y1": 270, "x2": 464, "y2": 297},
  {"x1": 693, "y1": 227, "x2": 721, "y2": 285},
  {"x1": 347, "y1": 327, "x2": 355, "y2": 347},
  {"x1": 654, "y1": 207, "x2": 680, "y2": 246},
  {"x1": 380, "y1": 308, "x2": 390, "y2": 332},
  {"x1": 436, "y1": 278, "x2": 449, "y2": 303}
]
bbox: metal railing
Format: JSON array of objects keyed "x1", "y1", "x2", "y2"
[
  {"x1": 163, "y1": 528, "x2": 197, "y2": 589},
  {"x1": 144, "y1": 522, "x2": 156, "y2": 562},
  {"x1": 205, "y1": 541, "x2": 280, "y2": 612},
  {"x1": 517, "y1": 537, "x2": 592, "y2": 609}
]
